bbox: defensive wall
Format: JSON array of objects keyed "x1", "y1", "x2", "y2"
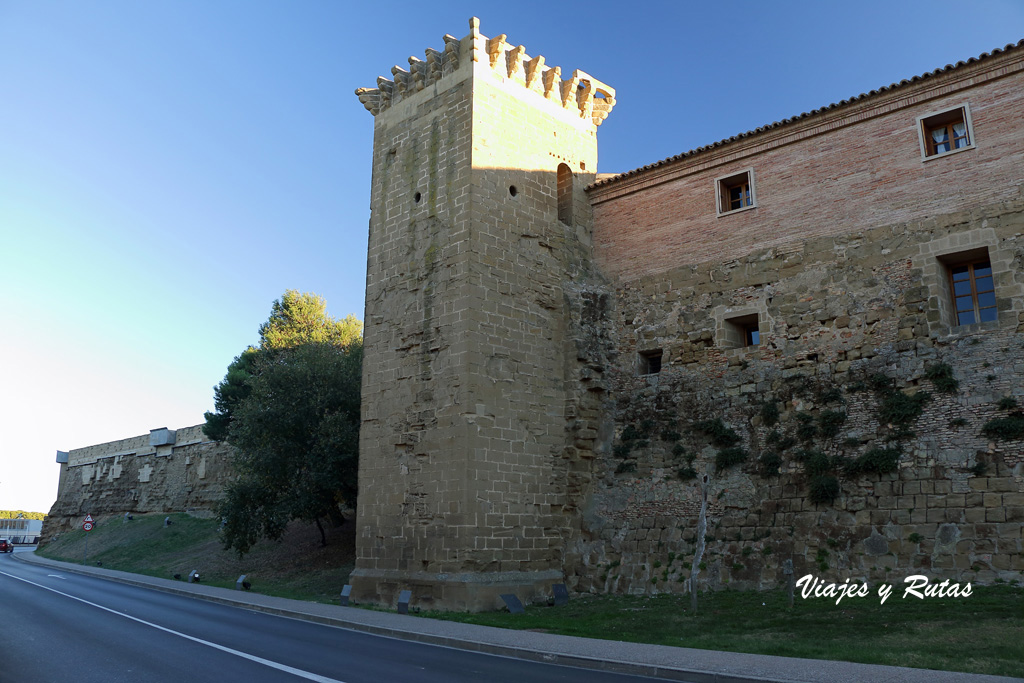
[
  {"x1": 42, "y1": 425, "x2": 233, "y2": 543},
  {"x1": 353, "y1": 18, "x2": 1024, "y2": 611},
  {"x1": 576, "y1": 41, "x2": 1024, "y2": 595}
]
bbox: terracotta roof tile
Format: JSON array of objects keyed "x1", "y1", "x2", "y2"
[{"x1": 588, "y1": 40, "x2": 1024, "y2": 190}]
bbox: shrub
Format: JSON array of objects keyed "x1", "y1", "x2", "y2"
[
  {"x1": 970, "y1": 461, "x2": 987, "y2": 476},
  {"x1": 760, "y1": 401, "x2": 780, "y2": 427},
  {"x1": 694, "y1": 418, "x2": 741, "y2": 447},
  {"x1": 878, "y1": 390, "x2": 931, "y2": 426},
  {"x1": 908, "y1": 533, "x2": 923, "y2": 543},
  {"x1": 795, "y1": 412, "x2": 817, "y2": 441},
  {"x1": 671, "y1": 443, "x2": 686, "y2": 457},
  {"x1": 809, "y1": 474, "x2": 840, "y2": 504},
  {"x1": 868, "y1": 373, "x2": 892, "y2": 391},
  {"x1": 846, "y1": 380, "x2": 867, "y2": 393},
  {"x1": 661, "y1": 429, "x2": 682, "y2": 442},
  {"x1": 997, "y1": 396, "x2": 1019, "y2": 411},
  {"x1": 798, "y1": 450, "x2": 833, "y2": 477},
  {"x1": 924, "y1": 363, "x2": 959, "y2": 393},
  {"x1": 981, "y1": 415, "x2": 1024, "y2": 441},
  {"x1": 615, "y1": 461, "x2": 637, "y2": 474},
  {"x1": 949, "y1": 417, "x2": 969, "y2": 428},
  {"x1": 677, "y1": 465, "x2": 697, "y2": 480},
  {"x1": 715, "y1": 447, "x2": 748, "y2": 469},
  {"x1": 613, "y1": 442, "x2": 632, "y2": 458},
  {"x1": 621, "y1": 424, "x2": 640, "y2": 442},
  {"x1": 845, "y1": 445, "x2": 902, "y2": 475},
  {"x1": 757, "y1": 451, "x2": 782, "y2": 477},
  {"x1": 819, "y1": 387, "x2": 843, "y2": 404},
  {"x1": 818, "y1": 410, "x2": 847, "y2": 438}
]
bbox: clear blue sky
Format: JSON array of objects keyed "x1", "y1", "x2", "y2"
[{"x1": 2, "y1": 1, "x2": 1022, "y2": 512}]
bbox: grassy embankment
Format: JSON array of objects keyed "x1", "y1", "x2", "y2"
[
  {"x1": 37, "y1": 513, "x2": 1023, "y2": 677},
  {"x1": 36, "y1": 512, "x2": 355, "y2": 603},
  {"x1": 426, "y1": 586, "x2": 1023, "y2": 677}
]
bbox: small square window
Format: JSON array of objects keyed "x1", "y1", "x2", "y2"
[
  {"x1": 639, "y1": 349, "x2": 662, "y2": 375},
  {"x1": 948, "y1": 259, "x2": 997, "y2": 326},
  {"x1": 722, "y1": 313, "x2": 760, "y2": 349},
  {"x1": 716, "y1": 169, "x2": 756, "y2": 215},
  {"x1": 917, "y1": 105, "x2": 975, "y2": 160}
]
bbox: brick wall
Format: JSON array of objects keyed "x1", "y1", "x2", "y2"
[{"x1": 590, "y1": 49, "x2": 1024, "y2": 282}]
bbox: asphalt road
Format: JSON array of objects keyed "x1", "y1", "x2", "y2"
[{"x1": 0, "y1": 551, "x2": 673, "y2": 683}]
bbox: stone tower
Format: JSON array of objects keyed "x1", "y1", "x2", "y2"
[{"x1": 351, "y1": 18, "x2": 615, "y2": 611}]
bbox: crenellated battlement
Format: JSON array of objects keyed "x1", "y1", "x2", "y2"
[{"x1": 355, "y1": 17, "x2": 615, "y2": 127}]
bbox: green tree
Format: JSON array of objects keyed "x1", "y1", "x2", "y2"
[
  {"x1": 258, "y1": 289, "x2": 362, "y2": 349},
  {"x1": 203, "y1": 290, "x2": 361, "y2": 441},
  {"x1": 219, "y1": 342, "x2": 362, "y2": 553},
  {"x1": 0, "y1": 511, "x2": 46, "y2": 520},
  {"x1": 207, "y1": 290, "x2": 363, "y2": 554},
  {"x1": 203, "y1": 347, "x2": 259, "y2": 442}
]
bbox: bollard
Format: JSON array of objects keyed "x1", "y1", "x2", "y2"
[
  {"x1": 397, "y1": 590, "x2": 412, "y2": 614},
  {"x1": 499, "y1": 594, "x2": 525, "y2": 614},
  {"x1": 236, "y1": 574, "x2": 248, "y2": 590},
  {"x1": 340, "y1": 584, "x2": 352, "y2": 606},
  {"x1": 783, "y1": 559, "x2": 795, "y2": 608}
]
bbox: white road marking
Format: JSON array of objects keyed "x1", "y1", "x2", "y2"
[
  {"x1": 47, "y1": 574, "x2": 66, "y2": 579},
  {"x1": 0, "y1": 570, "x2": 346, "y2": 683}
]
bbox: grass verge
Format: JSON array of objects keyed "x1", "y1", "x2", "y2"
[
  {"x1": 421, "y1": 587, "x2": 1023, "y2": 677},
  {"x1": 36, "y1": 512, "x2": 354, "y2": 603}
]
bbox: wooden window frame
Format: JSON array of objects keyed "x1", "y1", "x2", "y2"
[
  {"x1": 947, "y1": 259, "x2": 997, "y2": 326},
  {"x1": 715, "y1": 169, "x2": 756, "y2": 216},
  {"x1": 917, "y1": 104, "x2": 975, "y2": 161}
]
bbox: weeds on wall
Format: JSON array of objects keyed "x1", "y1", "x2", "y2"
[
  {"x1": 844, "y1": 445, "x2": 902, "y2": 475},
  {"x1": 924, "y1": 363, "x2": 960, "y2": 393},
  {"x1": 982, "y1": 413, "x2": 1024, "y2": 440}
]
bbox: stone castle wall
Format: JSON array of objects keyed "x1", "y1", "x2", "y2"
[
  {"x1": 568, "y1": 44, "x2": 1024, "y2": 594},
  {"x1": 351, "y1": 23, "x2": 1024, "y2": 609},
  {"x1": 351, "y1": 18, "x2": 617, "y2": 610},
  {"x1": 42, "y1": 425, "x2": 234, "y2": 543},
  {"x1": 568, "y1": 203, "x2": 1024, "y2": 594}
]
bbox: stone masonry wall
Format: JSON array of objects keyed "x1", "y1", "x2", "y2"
[
  {"x1": 352, "y1": 18, "x2": 618, "y2": 610},
  {"x1": 42, "y1": 425, "x2": 233, "y2": 543},
  {"x1": 570, "y1": 202, "x2": 1024, "y2": 595}
]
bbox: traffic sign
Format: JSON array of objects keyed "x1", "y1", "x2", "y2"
[
  {"x1": 84, "y1": 515, "x2": 93, "y2": 522},
  {"x1": 83, "y1": 521, "x2": 94, "y2": 532}
]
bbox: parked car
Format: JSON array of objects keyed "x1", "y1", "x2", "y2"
[{"x1": 0, "y1": 539, "x2": 12, "y2": 553}]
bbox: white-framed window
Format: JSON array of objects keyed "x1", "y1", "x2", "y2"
[
  {"x1": 917, "y1": 104, "x2": 975, "y2": 160},
  {"x1": 715, "y1": 168, "x2": 756, "y2": 216}
]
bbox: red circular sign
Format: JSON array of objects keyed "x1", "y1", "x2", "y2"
[{"x1": 83, "y1": 521, "x2": 94, "y2": 531}]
